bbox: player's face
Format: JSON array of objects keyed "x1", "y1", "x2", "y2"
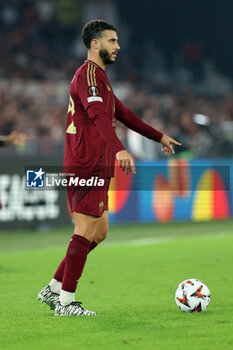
[{"x1": 99, "y1": 30, "x2": 120, "y2": 65}]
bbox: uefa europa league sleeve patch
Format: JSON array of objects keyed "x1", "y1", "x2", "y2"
[
  {"x1": 87, "y1": 86, "x2": 103, "y2": 103},
  {"x1": 88, "y1": 86, "x2": 100, "y2": 96}
]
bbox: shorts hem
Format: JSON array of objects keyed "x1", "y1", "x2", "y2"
[{"x1": 72, "y1": 207, "x2": 106, "y2": 217}]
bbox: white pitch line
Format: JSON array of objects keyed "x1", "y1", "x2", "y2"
[
  {"x1": 1, "y1": 230, "x2": 232, "y2": 255},
  {"x1": 103, "y1": 236, "x2": 173, "y2": 247},
  {"x1": 102, "y1": 230, "x2": 233, "y2": 248}
]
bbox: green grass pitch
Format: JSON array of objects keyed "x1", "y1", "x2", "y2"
[{"x1": 0, "y1": 219, "x2": 233, "y2": 350}]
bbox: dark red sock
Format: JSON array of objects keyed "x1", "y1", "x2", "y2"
[
  {"x1": 89, "y1": 241, "x2": 98, "y2": 251},
  {"x1": 62, "y1": 234, "x2": 91, "y2": 292},
  {"x1": 53, "y1": 241, "x2": 98, "y2": 283},
  {"x1": 53, "y1": 257, "x2": 65, "y2": 282}
]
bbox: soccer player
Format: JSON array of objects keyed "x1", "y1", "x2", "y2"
[{"x1": 37, "y1": 20, "x2": 181, "y2": 316}]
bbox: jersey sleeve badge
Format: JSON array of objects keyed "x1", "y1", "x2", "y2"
[{"x1": 87, "y1": 86, "x2": 103, "y2": 103}]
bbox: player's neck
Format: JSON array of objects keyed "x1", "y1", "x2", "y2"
[{"x1": 87, "y1": 54, "x2": 106, "y2": 70}]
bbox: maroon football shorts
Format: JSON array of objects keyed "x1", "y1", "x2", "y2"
[{"x1": 67, "y1": 178, "x2": 111, "y2": 217}]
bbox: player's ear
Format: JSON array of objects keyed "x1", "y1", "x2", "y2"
[{"x1": 91, "y1": 39, "x2": 100, "y2": 51}]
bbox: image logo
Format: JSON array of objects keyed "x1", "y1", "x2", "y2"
[
  {"x1": 88, "y1": 86, "x2": 100, "y2": 96},
  {"x1": 26, "y1": 168, "x2": 45, "y2": 188}
]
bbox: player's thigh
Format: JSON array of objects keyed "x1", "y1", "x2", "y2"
[
  {"x1": 95, "y1": 210, "x2": 109, "y2": 243},
  {"x1": 73, "y1": 211, "x2": 101, "y2": 241}
]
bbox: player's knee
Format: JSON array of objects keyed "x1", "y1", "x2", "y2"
[{"x1": 74, "y1": 226, "x2": 96, "y2": 242}]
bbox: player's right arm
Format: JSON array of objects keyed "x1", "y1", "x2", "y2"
[{"x1": 76, "y1": 71, "x2": 135, "y2": 174}]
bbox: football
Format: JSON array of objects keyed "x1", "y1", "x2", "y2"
[{"x1": 175, "y1": 279, "x2": 211, "y2": 312}]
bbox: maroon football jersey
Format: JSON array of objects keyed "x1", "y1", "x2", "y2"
[
  {"x1": 64, "y1": 59, "x2": 120, "y2": 178},
  {"x1": 64, "y1": 59, "x2": 163, "y2": 179}
]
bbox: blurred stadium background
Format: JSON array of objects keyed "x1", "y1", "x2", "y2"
[
  {"x1": 0, "y1": 0, "x2": 233, "y2": 230},
  {"x1": 1, "y1": 2, "x2": 233, "y2": 349}
]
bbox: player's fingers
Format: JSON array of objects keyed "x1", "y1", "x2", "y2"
[
  {"x1": 170, "y1": 138, "x2": 182, "y2": 146},
  {"x1": 162, "y1": 145, "x2": 169, "y2": 153},
  {"x1": 123, "y1": 160, "x2": 127, "y2": 174},
  {"x1": 167, "y1": 143, "x2": 175, "y2": 154},
  {"x1": 122, "y1": 160, "x2": 126, "y2": 171},
  {"x1": 129, "y1": 158, "x2": 136, "y2": 174},
  {"x1": 128, "y1": 160, "x2": 133, "y2": 175},
  {"x1": 162, "y1": 145, "x2": 170, "y2": 155},
  {"x1": 126, "y1": 160, "x2": 130, "y2": 175}
]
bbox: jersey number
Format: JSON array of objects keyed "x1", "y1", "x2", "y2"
[
  {"x1": 67, "y1": 95, "x2": 75, "y2": 116},
  {"x1": 66, "y1": 95, "x2": 76, "y2": 134}
]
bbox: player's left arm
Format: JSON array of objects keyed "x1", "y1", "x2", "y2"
[{"x1": 114, "y1": 95, "x2": 181, "y2": 155}]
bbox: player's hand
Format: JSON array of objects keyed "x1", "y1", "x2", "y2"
[
  {"x1": 116, "y1": 150, "x2": 136, "y2": 175},
  {"x1": 160, "y1": 134, "x2": 181, "y2": 155},
  {"x1": 8, "y1": 132, "x2": 27, "y2": 146}
]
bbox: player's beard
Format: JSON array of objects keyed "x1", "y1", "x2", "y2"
[{"x1": 99, "y1": 47, "x2": 115, "y2": 65}]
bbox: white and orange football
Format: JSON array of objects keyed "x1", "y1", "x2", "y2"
[{"x1": 175, "y1": 279, "x2": 211, "y2": 312}]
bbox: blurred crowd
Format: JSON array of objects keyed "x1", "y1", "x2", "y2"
[
  {"x1": 0, "y1": 0, "x2": 233, "y2": 158},
  {"x1": 1, "y1": 76, "x2": 233, "y2": 159}
]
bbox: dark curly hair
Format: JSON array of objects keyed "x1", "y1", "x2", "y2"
[{"x1": 81, "y1": 20, "x2": 116, "y2": 49}]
